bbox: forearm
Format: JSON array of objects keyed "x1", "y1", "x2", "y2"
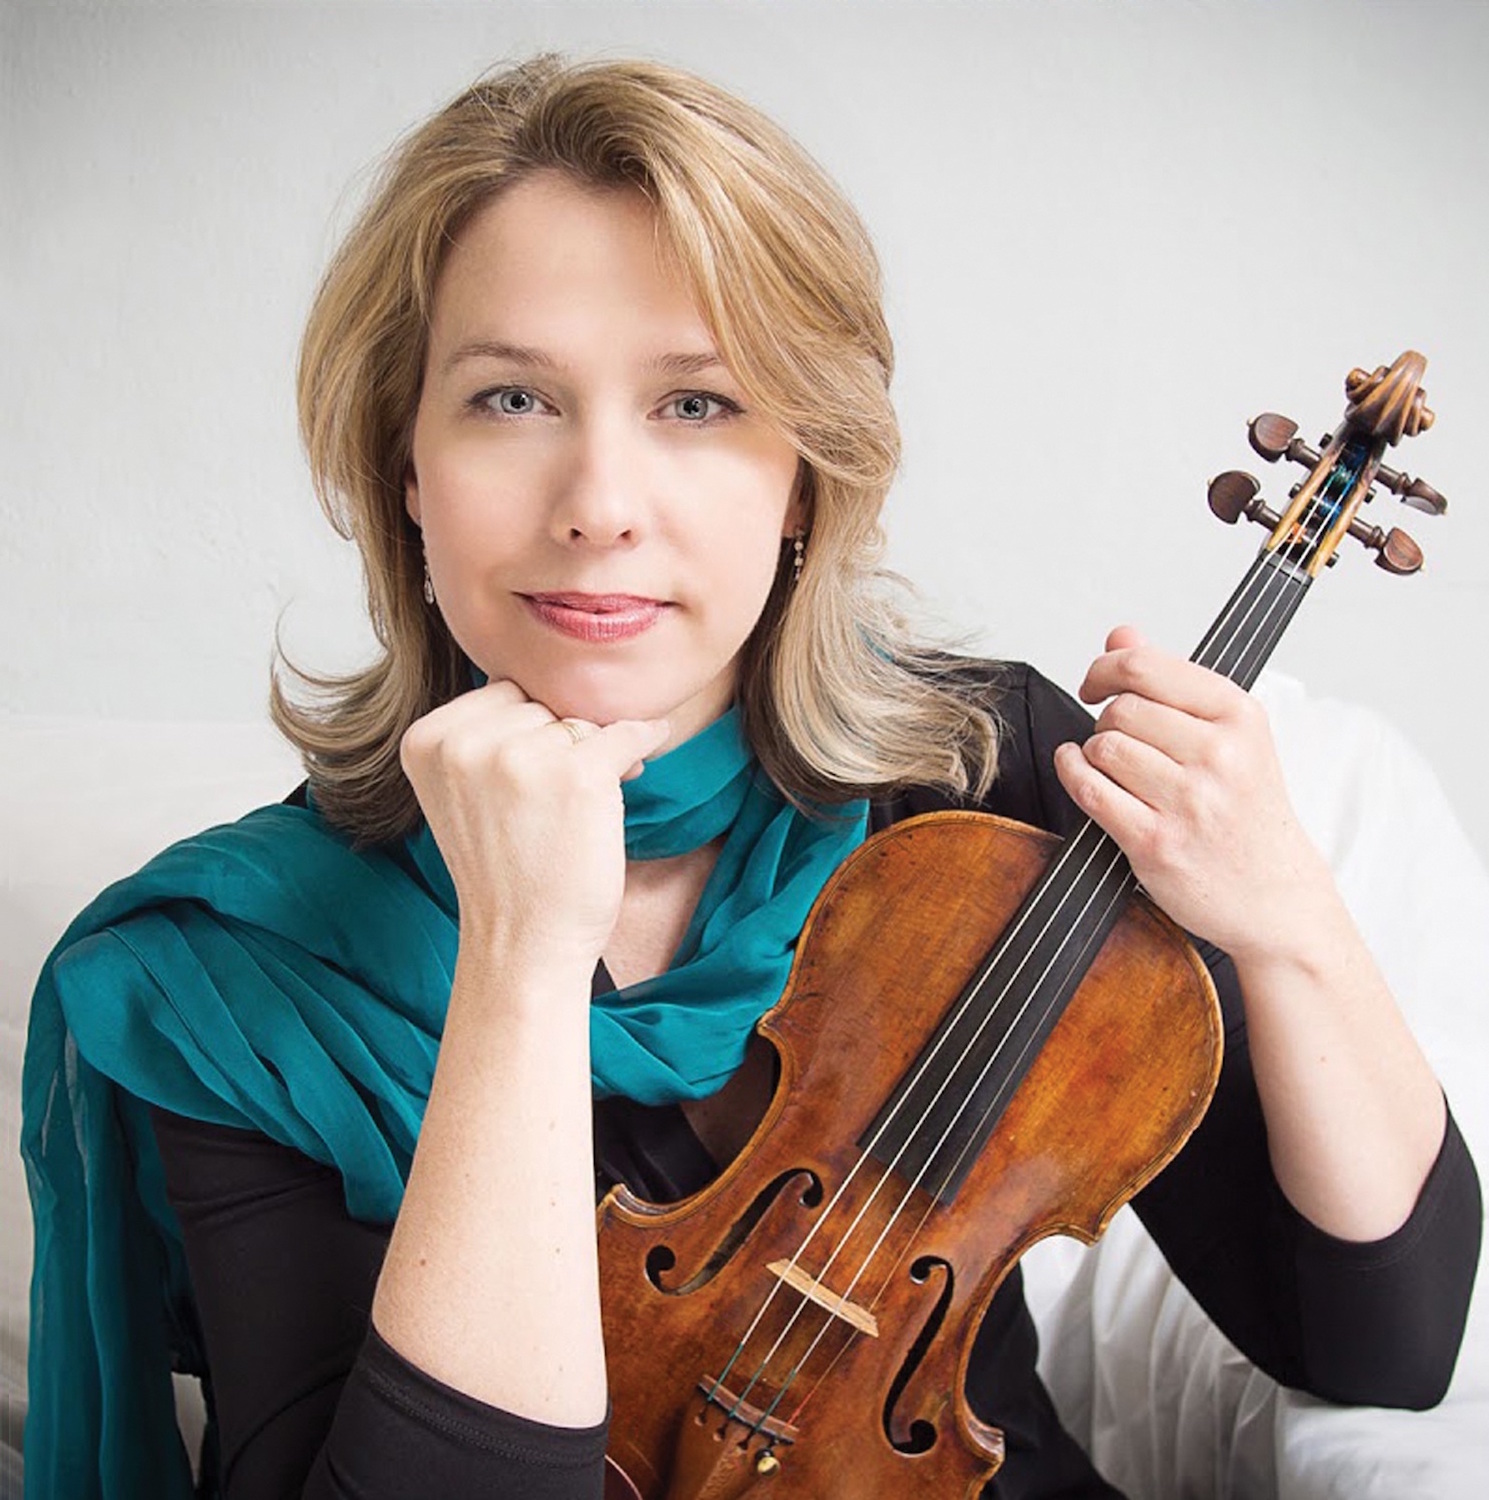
[
  {"x1": 1056, "y1": 636, "x2": 1449, "y2": 1242},
  {"x1": 1230, "y1": 879, "x2": 1446, "y2": 1242},
  {"x1": 371, "y1": 936, "x2": 606, "y2": 1426}
]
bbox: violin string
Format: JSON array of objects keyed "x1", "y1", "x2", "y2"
[
  {"x1": 874, "y1": 491, "x2": 1335, "y2": 1219},
  {"x1": 799, "y1": 482, "x2": 1360, "y2": 1432},
  {"x1": 773, "y1": 1299, "x2": 868, "y2": 1429},
  {"x1": 723, "y1": 821, "x2": 1135, "y2": 1426},
  {"x1": 730, "y1": 519, "x2": 1320, "y2": 1435},
  {"x1": 756, "y1": 836, "x2": 1140, "y2": 1428},
  {"x1": 719, "y1": 550, "x2": 1276, "y2": 1428},
  {"x1": 713, "y1": 486, "x2": 1339, "y2": 1438},
  {"x1": 763, "y1": 845, "x2": 1139, "y2": 1428},
  {"x1": 774, "y1": 866, "x2": 1145, "y2": 1425},
  {"x1": 702, "y1": 749, "x2": 1151, "y2": 1412},
  {"x1": 733, "y1": 747, "x2": 1249, "y2": 1432},
  {"x1": 705, "y1": 822, "x2": 1124, "y2": 1420},
  {"x1": 1195, "y1": 548, "x2": 1300, "y2": 673},
  {"x1": 758, "y1": 504, "x2": 1329, "y2": 1424},
  {"x1": 1195, "y1": 482, "x2": 1340, "y2": 676},
  {"x1": 827, "y1": 493, "x2": 1337, "y2": 1304},
  {"x1": 785, "y1": 448, "x2": 1376, "y2": 1442},
  {"x1": 1193, "y1": 461, "x2": 1331, "y2": 667}
]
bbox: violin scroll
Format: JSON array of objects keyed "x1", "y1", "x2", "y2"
[
  {"x1": 1345, "y1": 356, "x2": 1434, "y2": 444},
  {"x1": 1210, "y1": 351, "x2": 1446, "y2": 577}
]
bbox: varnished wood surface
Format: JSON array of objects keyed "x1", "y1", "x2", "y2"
[{"x1": 598, "y1": 811, "x2": 1222, "y2": 1499}]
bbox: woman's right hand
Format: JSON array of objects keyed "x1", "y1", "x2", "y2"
[
  {"x1": 378, "y1": 677, "x2": 665, "y2": 1422},
  {"x1": 399, "y1": 678, "x2": 670, "y2": 971}
]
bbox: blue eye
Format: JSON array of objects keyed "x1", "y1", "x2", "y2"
[
  {"x1": 467, "y1": 385, "x2": 548, "y2": 418},
  {"x1": 670, "y1": 393, "x2": 739, "y2": 423},
  {"x1": 489, "y1": 388, "x2": 537, "y2": 415}
]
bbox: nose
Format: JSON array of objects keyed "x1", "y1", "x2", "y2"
[{"x1": 547, "y1": 412, "x2": 646, "y2": 548}]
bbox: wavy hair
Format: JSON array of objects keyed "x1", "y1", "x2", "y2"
[{"x1": 275, "y1": 54, "x2": 999, "y2": 844}]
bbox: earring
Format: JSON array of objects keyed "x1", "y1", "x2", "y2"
[
  {"x1": 791, "y1": 530, "x2": 806, "y2": 586},
  {"x1": 422, "y1": 556, "x2": 436, "y2": 606}
]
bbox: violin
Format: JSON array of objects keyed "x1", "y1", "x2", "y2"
[{"x1": 598, "y1": 352, "x2": 1446, "y2": 1500}]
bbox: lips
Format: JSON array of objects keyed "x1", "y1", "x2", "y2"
[{"x1": 521, "y1": 591, "x2": 667, "y2": 642}]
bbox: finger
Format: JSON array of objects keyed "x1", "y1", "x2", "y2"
[
  {"x1": 467, "y1": 676, "x2": 533, "y2": 707},
  {"x1": 574, "y1": 717, "x2": 672, "y2": 779},
  {"x1": 1104, "y1": 623, "x2": 1147, "y2": 653},
  {"x1": 1053, "y1": 739, "x2": 1160, "y2": 847},
  {"x1": 1077, "y1": 725, "x2": 1184, "y2": 811},
  {"x1": 555, "y1": 717, "x2": 598, "y2": 747},
  {"x1": 1079, "y1": 642, "x2": 1243, "y2": 721},
  {"x1": 401, "y1": 691, "x2": 552, "y2": 770},
  {"x1": 1092, "y1": 690, "x2": 1210, "y2": 767},
  {"x1": 429, "y1": 679, "x2": 549, "y2": 735}
]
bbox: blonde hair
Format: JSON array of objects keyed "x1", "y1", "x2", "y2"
[{"x1": 276, "y1": 53, "x2": 999, "y2": 844}]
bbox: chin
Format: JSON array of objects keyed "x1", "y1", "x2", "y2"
[
  {"x1": 499, "y1": 663, "x2": 689, "y2": 729},
  {"x1": 468, "y1": 629, "x2": 739, "y2": 734}
]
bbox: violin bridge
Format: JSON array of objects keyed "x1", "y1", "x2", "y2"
[{"x1": 767, "y1": 1259, "x2": 879, "y2": 1337}]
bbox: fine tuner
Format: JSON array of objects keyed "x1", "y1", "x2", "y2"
[{"x1": 1207, "y1": 352, "x2": 1446, "y2": 576}]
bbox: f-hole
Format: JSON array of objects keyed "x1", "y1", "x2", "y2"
[{"x1": 883, "y1": 1254, "x2": 953, "y2": 1454}]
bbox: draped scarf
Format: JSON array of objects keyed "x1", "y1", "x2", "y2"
[{"x1": 19, "y1": 704, "x2": 868, "y2": 1498}]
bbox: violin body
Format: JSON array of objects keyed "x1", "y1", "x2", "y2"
[{"x1": 599, "y1": 812, "x2": 1222, "y2": 1499}]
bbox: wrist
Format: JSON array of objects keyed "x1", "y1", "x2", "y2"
[
  {"x1": 1217, "y1": 841, "x2": 1342, "y2": 972},
  {"x1": 456, "y1": 911, "x2": 601, "y2": 988},
  {"x1": 443, "y1": 933, "x2": 598, "y2": 1055}
]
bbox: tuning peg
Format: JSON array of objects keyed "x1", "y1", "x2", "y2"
[
  {"x1": 1372, "y1": 461, "x2": 1446, "y2": 515},
  {"x1": 1347, "y1": 517, "x2": 1423, "y2": 575},
  {"x1": 1208, "y1": 470, "x2": 1280, "y2": 529},
  {"x1": 1248, "y1": 413, "x2": 1295, "y2": 461},
  {"x1": 1248, "y1": 413, "x2": 1323, "y2": 470}
]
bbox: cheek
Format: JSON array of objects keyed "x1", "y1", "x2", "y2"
[
  {"x1": 418, "y1": 445, "x2": 489, "y2": 520},
  {"x1": 696, "y1": 519, "x2": 787, "y2": 643},
  {"x1": 417, "y1": 456, "x2": 529, "y2": 569}
]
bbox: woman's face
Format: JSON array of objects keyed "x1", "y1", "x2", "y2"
[{"x1": 406, "y1": 172, "x2": 803, "y2": 749}]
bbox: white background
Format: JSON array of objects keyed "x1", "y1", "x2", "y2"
[{"x1": 5, "y1": 0, "x2": 1487, "y2": 861}]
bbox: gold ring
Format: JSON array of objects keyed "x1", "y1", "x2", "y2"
[{"x1": 559, "y1": 718, "x2": 590, "y2": 745}]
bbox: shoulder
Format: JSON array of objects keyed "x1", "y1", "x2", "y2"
[
  {"x1": 872, "y1": 656, "x2": 1093, "y2": 839},
  {"x1": 896, "y1": 654, "x2": 1089, "y2": 738},
  {"x1": 45, "y1": 786, "x2": 428, "y2": 1067}
]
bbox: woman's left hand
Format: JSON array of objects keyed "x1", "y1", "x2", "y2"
[
  {"x1": 1053, "y1": 624, "x2": 1332, "y2": 962},
  {"x1": 1055, "y1": 626, "x2": 1449, "y2": 1243}
]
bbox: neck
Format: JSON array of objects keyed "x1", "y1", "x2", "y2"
[{"x1": 605, "y1": 840, "x2": 724, "y2": 991}]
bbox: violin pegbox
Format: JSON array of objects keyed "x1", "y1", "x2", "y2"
[{"x1": 1206, "y1": 351, "x2": 1446, "y2": 577}]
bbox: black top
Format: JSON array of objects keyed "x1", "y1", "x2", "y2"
[{"x1": 146, "y1": 663, "x2": 1482, "y2": 1500}]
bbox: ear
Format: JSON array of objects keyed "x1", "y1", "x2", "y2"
[
  {"x1": 783, "y1": 458, "x2": 811, "y2": 538},
  {"x1": 404, "y1": 461, "x2": 422, "y2": 527}
]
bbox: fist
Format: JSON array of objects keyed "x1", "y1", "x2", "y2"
[{"x1": 399, "y1": 680, "x2": 670, "y2": 964}]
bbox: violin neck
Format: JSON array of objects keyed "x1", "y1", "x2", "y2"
[{"x1": 1189, "y1": 546, "x2": 1313, "y2": 690}]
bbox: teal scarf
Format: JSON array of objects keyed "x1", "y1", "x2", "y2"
[{"x1": 20, "y1": 705, "x2": 867, "y2": 1498}]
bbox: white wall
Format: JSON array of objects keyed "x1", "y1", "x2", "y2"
[{"x1": 5, "y1": 0, "x2": 1487, "y2": 862}]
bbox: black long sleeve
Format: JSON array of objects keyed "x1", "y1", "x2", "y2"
[
  {"x1": 147, "y1": 1104, "x2": 609, "y2": 1500},
  {"x1": 146, "y1": 661, "x2": 1482, "y2": 1499}
]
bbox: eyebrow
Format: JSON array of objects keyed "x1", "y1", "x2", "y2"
[{"x1": 441, "y1": 340, "x2": 727, "y2": 379}]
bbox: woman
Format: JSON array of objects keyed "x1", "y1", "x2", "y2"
[{"x1": 22, "y1": 54, "x2": 1480, "y2": 1500}]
